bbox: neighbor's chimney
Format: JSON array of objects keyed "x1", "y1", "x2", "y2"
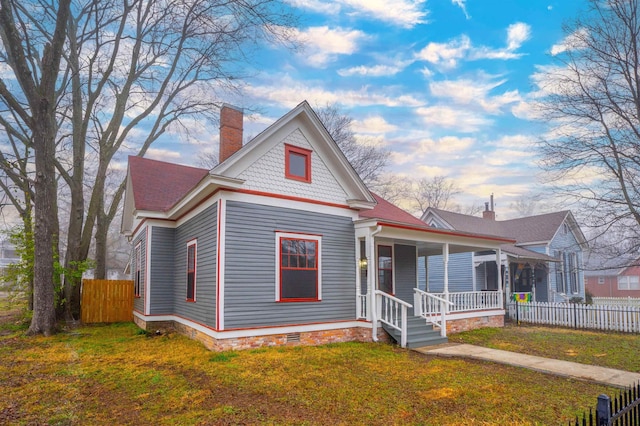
[
  {"x1": 482, "y1": 194, "x2": 496, "y2": 221},
  {"x1": 219, "y1": 104, "x2": 244, "y2": 164}
]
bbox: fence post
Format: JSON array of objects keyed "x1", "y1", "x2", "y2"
[
  {"x1": 596, "y1": 394, "x2": 611, "y2": 426},
  {"x1": 515, "y1": 300, "x2": 519, "y2": 325},
  {"x1": 573, "y1": 302, "x2": 577, "y2": 330}
]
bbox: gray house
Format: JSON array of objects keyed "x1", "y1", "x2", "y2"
[
  {"x1": 121, "y1": 101, "x2": 516, "y2": 350},
  {"x1": 422, "y1": 201, "x2": 588, "y2": 303}
]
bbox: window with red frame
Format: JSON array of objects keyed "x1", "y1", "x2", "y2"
[
  {"x1": 280, "y1": 238, "x2": 318, "y2": 301},
  {"x1": 186, "y1": 241, "x2": 196, "y2": 301},
  {"x1": 285, "y1": 144, "x2": 312, "y2": 182},
  {"x1": 378, "y1": 245, "x2": 393, "y2": 294},
  {"x1": 134, "y1": 243, "x2": 141, "y2": 298}
]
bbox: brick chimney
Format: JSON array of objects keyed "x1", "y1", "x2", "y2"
[
  {"x1": 219, "y1": 104, "x2": 244, "y2": 163},
  {"x1": 482, "y1": 194, "x2": 496, "y2": 220}
]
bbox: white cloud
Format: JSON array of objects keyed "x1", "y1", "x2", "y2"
[
  {"x1": 420, "y1": 67, "x2": 434, "y2": 78},
  {"x1": 416, "y1": 23, "x2": 531, "y2": 70},
  {"x1": 338, "y1": 63, "x2": 407, "y2": 77},
  {"x1": 507, "y1": 22, "x2": 531, "y2": 51},
  {"x1": 451, "y1": 0, "x2": 470, "y2": 19},
  {"x1": 471, "y1": 23, "x2": 531, "y2": 60},
  {"x1": 245, "y1": 75, "x2": 424, "y2": 109},
  {"x1": 390, "y1": 135, "x2": 475, "y2": 165},
  {"x1": 415, "y1": 35, "x2": 471, "y2": 69},
  {"x1": 429, "y1": 77, "x2": 521, "y2": 113},
  {"x1": 290, "y1": 26, "x2": 366, "y2": 67},
  {"x1": 550, "y1": 28, "x2": 588, "y2": 55},
  {"x1": 286, "y1": 0, "x2": 427, "y2": 28},
  {"x1": 416, "y1": 105, "x2": 491, "y2": 132},
  {"x1": 146, "y1": 148, "x2": 182, "y2": 160},
  {"x1": 352, "y1": 116, "x2": 398, "y2": 133},
  {"x1": 285, "y1": 0, "x2": 338, "y2": 14}
]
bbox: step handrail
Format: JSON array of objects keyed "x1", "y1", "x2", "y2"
[
  {"x1": 413, "y1": 288, "x2": 453, "y2": 337},
  {"x1": 375, "y1": 290, "x2": 411, "y2": 348}
]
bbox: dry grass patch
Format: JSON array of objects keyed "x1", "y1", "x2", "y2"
[
  {"x1": 0, "y1": 308, "x2": 615, "y2": 425},
  {"x1": 450, "y1": 322, "x2": 640, "y2": 373}
]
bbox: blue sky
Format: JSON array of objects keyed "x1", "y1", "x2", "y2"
[{"x1": 147, "y1": 0, "x2": 588, "y2": 218}]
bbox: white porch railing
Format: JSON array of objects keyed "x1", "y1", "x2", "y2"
[
  {"x1": 375, "y1": 290, "x2": 411, "y2": 348},
  {"x1": 413, "y1": 288, "x2": 453, "y2": 337},
  {"x1": 427, "y1": 290, "x2": 502, "y2": 312},
  {"x1": 357, "y1": 293, "x2": 367, "y2": 319}
]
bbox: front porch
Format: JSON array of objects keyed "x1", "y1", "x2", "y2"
[
  {"x1": 359, "y1": 289, "x2": 505, "y2": 348},
  {"x1": 354, "y1": 218, "x2": 514, "y2": 348}
]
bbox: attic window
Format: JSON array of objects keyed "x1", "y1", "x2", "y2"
[{"x1": 285, "y1": 144, "x2": 312, "y2": 183}]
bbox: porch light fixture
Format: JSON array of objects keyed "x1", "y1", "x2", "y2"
[{"x1": 359, "y1": 257, "x2": 368, "y2": 270}]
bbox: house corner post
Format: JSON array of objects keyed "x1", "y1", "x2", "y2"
[
  {"x1": 443, "y1": 243, "x2": 449, "y2": 312},
  {"x1": 369, "y1": 225, "x2": 382, "y2": 342},
  {"x1": 496, "y1": 248, "x2": 503, "y2": 309}
]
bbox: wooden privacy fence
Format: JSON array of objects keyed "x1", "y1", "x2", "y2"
[
  {"x1": 81, "y1": 279, "x2": 134, "y2": 324},
  {"x1": 508, "y1": 301, "x2": 640, "y2": 333}
]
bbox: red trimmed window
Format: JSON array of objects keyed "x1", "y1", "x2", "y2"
[
  {"x1": 186, "y1": 240, "x2": 197, "y2": 302},
  {"x1": 279, "y1": 237, "x2": 319, "y2": 301},
  {"x1": 378, "y1": 245, "x2": 393, "y2": 294},
  {"x1": 134, "y1": 242, "x2": 141, "y2": 298},
  {"x1": 285, "y1": 144, "x2": 312, "y2": 183}
]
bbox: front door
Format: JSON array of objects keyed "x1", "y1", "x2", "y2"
[{"x1": 377, "y1": 245, "x2": 393, "y2": 294}]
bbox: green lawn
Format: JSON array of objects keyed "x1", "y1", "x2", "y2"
[
  {"x1": 0, "y1": 305, "x2": 616, "y2": 425},
  {"x1": 450, "y1": 322, "x2": 640, "y2": 373}
]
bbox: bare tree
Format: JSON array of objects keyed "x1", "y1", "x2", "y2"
[
  {"x1": 0, "y1": 0, "x2": 297, "y2": 330},
  {"x1": 314, "y1": 103, "x2": 390, "y2": 187},
  {"x1": 0, "y1": 0, "x2": 72, "y2": 335},
  {"x1": 536, "y1": 0, "x2": 640, "y2": 255},
  {"x1": 410, "y1": 176, "x2": 461, "y2": 216}
]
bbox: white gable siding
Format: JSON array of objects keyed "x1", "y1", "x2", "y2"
[{"x1": 236, "y1": 129, "x2": 348, "y2": 204}]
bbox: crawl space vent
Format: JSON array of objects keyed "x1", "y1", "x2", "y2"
[{"x1": 286, "y1": 333, "x2": 301, "y2": 343}]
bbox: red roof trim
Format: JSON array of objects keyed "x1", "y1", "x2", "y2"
[{"x1": 377, "y1": 221, "x2": 516, "y2": 244}]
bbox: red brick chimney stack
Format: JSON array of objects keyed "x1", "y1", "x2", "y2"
[
  {"x1": 482, "y1": 194, "x2": 496, "y2": 220},
  {"x1": 219, "y1": 104, "x2": 244, "y2": 164}
]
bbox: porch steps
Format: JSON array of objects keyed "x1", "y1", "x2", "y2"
[{"x1": 382, "y1": 316, "x2": 448, "y2": 348}]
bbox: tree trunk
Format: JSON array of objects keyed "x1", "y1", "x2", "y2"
[
  {"x1": 95, "y1": 209, "x2": 107, "y2": 280},
  {"x1": 28, "y1": 103, "x2": 58, "y2": 336}
]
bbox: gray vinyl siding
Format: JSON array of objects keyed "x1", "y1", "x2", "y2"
[
  {"x1": 417, "y1": 257, "x2": 427, "y2": 291},
  {"x1": 427, "y1": 252, "x2": 474, "y2": 292},
  {"x1": 224, "y1": 201, "x2": 356, "y2": 329},
  {"x1": 173, "y1": 204, "x2": 218, "y2": 327},
  {"x1": 132, "y1": 228, "x2": 146, "y2": 313},
  {"x1": 394, "y1": 244, "x2": 416, "y2": 305},
  {"x1": 549, "y1": 223, "x2": 585, "y2": 301},
  {"x1": 149, "y1": 226, "x2": 175, "y2": 314}
]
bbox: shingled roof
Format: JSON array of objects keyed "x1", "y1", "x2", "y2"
[
  {"x1": 429, "y1": 208, "x2": 571, "y2": 245},
  {"x1": 359, "y1": 193, "x2": 428, "y2": 227},
  {"x1": 128, "y1": 156, "x2": 209, "y2": 212}
]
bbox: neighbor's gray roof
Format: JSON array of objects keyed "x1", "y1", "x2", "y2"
[
  {"x1": 500, "y1": 244, "x2": 559, "y2": 262},
  {"x1": 429, "y1": 208, "x2": 571, "y2": 245}
]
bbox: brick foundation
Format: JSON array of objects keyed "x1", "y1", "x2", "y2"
[
  {"x1": 446, "y1": 314, "x2": 504, "y2": 334},
  {"x1": 134, "y1": 315, "x2": 374, "y2": 351}
]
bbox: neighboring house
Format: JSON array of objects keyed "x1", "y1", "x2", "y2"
[
  {"x1": 584, "y1": 252, "x2": 640, "y2": 298},
  {"x1": 0, "y1": 239, "x2": 19, "y2": 283},
  {"x1": 121, "y1": 101, "x2": 516, "y2": 351},
  {"x1": 422, "y1": 198, "x2": 588, "y2": 303}
]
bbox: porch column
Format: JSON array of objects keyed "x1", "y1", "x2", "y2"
[
  {"x1": 355, "y1": 236, "x2": 363, "y2": 319},
  {"x1": 443, "y1": 243, "x2": 449, "y2": 311},
  {"x1": 368, "y1": 226, "x2": 381, "y2": 341},
  {"x1": 496, "y1": 248, "x2": 503, "y2": 309}
]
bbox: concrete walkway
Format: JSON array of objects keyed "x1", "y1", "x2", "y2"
[{"x1": 416, "y1": 343, "x2": 640, "y2": 389}]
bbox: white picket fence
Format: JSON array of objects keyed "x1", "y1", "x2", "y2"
[
  {"x1": 508, "y1": 301, "x2": 640, "y2": 333},
  {"x1": 592, "y1": 297, "x2": 640, "y2": 307}
]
